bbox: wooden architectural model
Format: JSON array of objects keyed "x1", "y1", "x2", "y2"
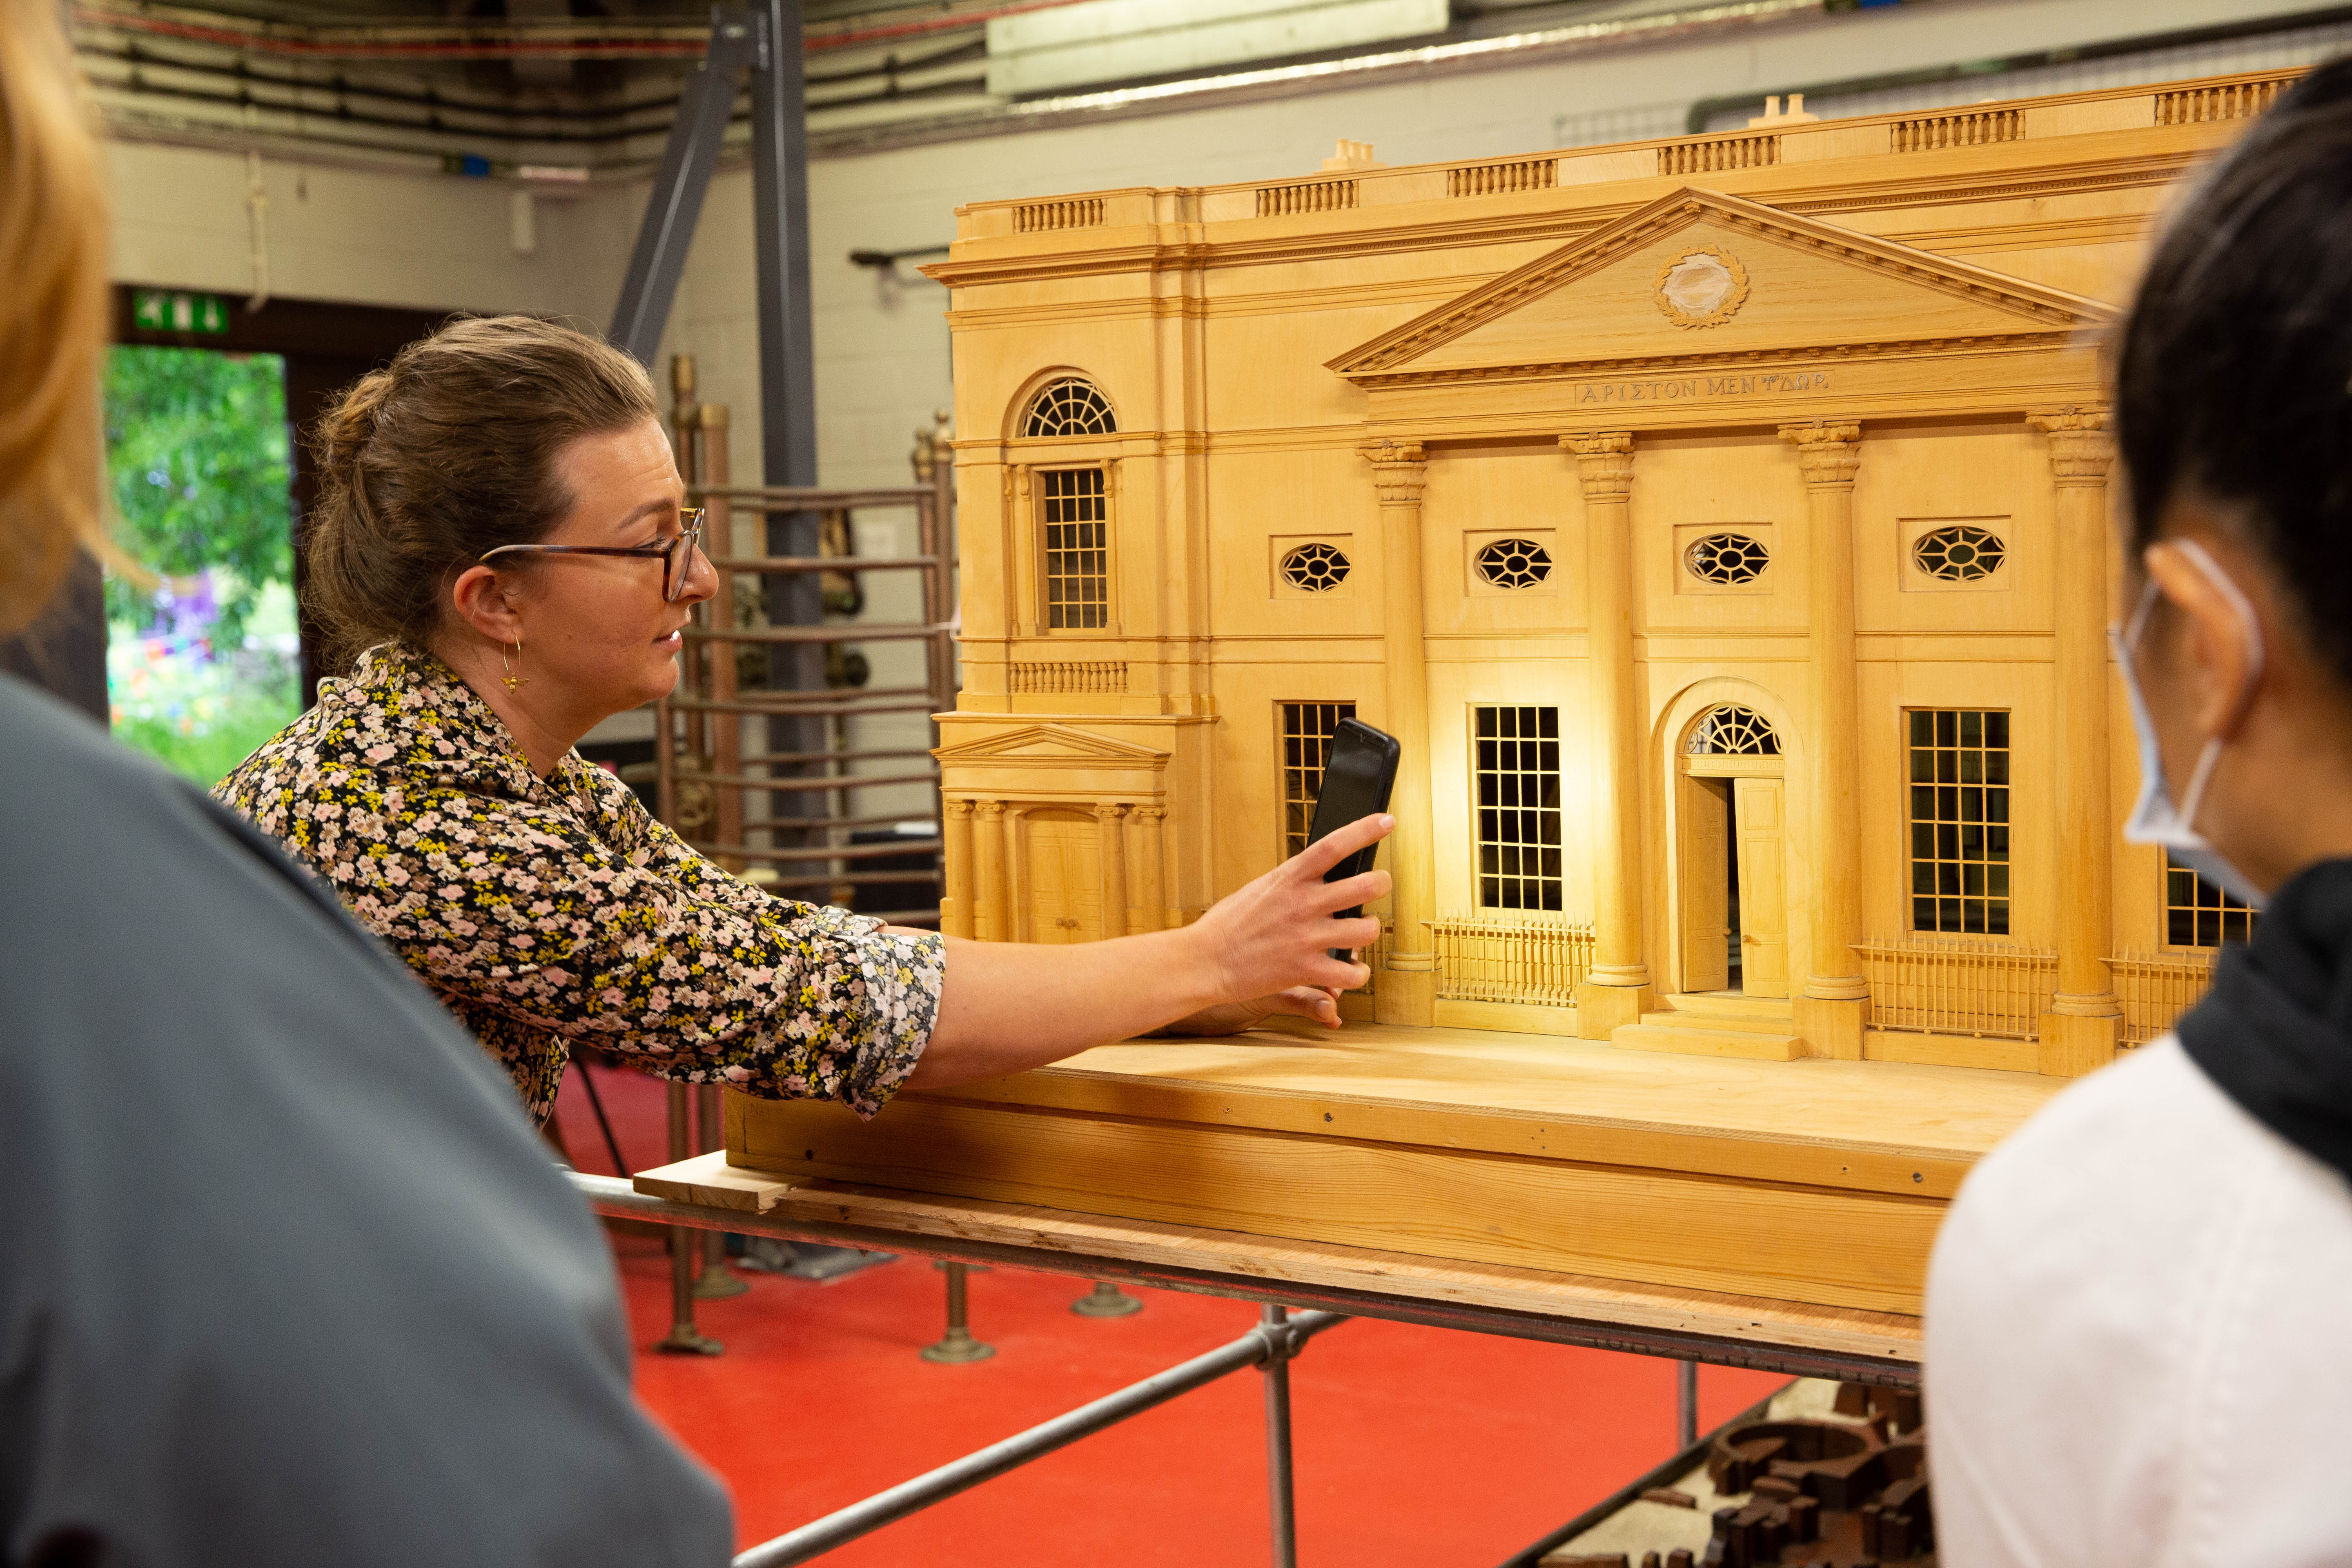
[{"x1": 727, "y1": 69, "x2": 2292, "y2": 1317}]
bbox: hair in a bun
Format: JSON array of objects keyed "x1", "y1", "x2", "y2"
[{"x1": 302, "y1": 315, "x2": 657, "y2": 672}]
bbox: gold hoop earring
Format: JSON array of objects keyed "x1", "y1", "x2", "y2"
[{"x1": 500, "y1": 634, "x2": 528, "y2": 692}]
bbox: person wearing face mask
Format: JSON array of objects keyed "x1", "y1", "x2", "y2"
[{"x1": 1924, "y1": 59, "x2": 2352, "y2": 1568}]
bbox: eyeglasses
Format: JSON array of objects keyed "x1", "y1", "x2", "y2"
[{"x1": 478, "y1": 508, "x2": 706, "y2": 602}]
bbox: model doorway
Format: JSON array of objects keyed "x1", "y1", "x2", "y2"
[{"x1": 1678, "y1": 705, "x2": 1788, "y2": 998}]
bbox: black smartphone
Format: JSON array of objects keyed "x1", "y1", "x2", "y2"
[{"x1": 1303, "y1": 718, "x2": 1401, "y2": 961}]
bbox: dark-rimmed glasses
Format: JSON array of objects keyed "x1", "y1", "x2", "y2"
[{"x1": 478, "y1": 508, "x2": 706, "y2": 602}]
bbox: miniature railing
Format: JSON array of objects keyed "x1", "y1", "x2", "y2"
[
  {"x1": 2156, "y1": 72, "x2": 2293, "y2": 125},
  {"x1": 1256, "y1": 177, "x2": 1357, "y2": 218},
  {"x1": 1447, "y1": 157, "x2": 1557, "y2": 197},
  {"x1": 653, "y1": 363, "x2": 957, "y2": 927},
  {"x1": 1659, "y1": 132, "x2": 1777, "y2": 176},
  {"x1": 1010, "y1": 659, "x2": 1127, "y2": 695},
  {"x1": 1431, "y1": 914, "x2": 1594, "y2": 1008},
  {"x1": 1891, "y1": 108, "x2": 2022, "y2": 152},
  {"x1": 2105, "y1": 949, "x2": 2218, "y2": 1047},
  {"x1": 1015, "y1": 197, "x2": 1105, "y2": 233},
  {"x1": 1854, "y1": 936, "x2": 2058, "y2": 1040}
]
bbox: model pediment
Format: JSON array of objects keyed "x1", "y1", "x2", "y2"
[
  {"x1": 1327, "y1": 188, "x2": 2114, "y2": 385},
  {"x1": 934, "y1": 723, "x2": 1168, "y2": 764}
]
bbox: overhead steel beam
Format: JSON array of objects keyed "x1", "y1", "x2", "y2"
[
  {"x1": 608, "y1": 5, "x2": 757, "y2": 366},
  {"x1": 747, "y1": 0, "x2": 827, "y2": 816}
]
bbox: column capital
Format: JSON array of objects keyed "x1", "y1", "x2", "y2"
[
  {"x1": 1779, "y1": 420, "x2": 1862, "y2": 488},
  {"x1": 944, "y1": 797, "x2": 974, "y2": 820},
  {"x1": 1132, "y1": 802, "x2": 1166, "y2": 823},
  {"x1": 1560, "y1": 431, "x2": 1634, "y2": 499},
  {"x1": 2028, "y1": 405, "x2": 2114, "y2": 485},
  {"x1": 1359, "y1": 439, "x2": 1428, "y2": 502},
  {"x1": 975, "y1": 799, "x2": 1005, "y2": 820},
  {"x1": 1093, "y1": 802, "x2": 1129, "y2": 824}
]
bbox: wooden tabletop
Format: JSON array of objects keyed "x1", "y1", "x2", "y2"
[{"x1": 626, "y1": 1151, "x2": 1925, "y2": 1385}]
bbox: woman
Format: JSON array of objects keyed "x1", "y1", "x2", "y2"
[
  {"x1": 0, "y1": 7, "x2": 730, "y2": 1561},
  {"x1": 1926, "y1": 60, "x2": 2352, "y2": 1566},
  {"x1": 217, "y1": 315, "x2": 1389, "y2": 1126}
]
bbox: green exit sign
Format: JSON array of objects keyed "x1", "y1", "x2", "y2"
[{"x1": 131, "y1": 289, "x2": 230, "y2": 335}]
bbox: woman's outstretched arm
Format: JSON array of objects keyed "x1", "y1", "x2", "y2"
[{"x1": 906, "y1": 813, "x2": 1393, "y2": 1089}]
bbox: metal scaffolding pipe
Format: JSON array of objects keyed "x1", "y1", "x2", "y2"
[
  {"x1": 733, "y1": 1307, "x2": 1345, "y2": 1567},
  {"x1": 566, "y1": 1173, "x2": 1922, "y2": 1388}
]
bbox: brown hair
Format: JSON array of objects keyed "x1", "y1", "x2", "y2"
[
  {"x1": 0, "y1": 0, "x2": 109, "y2": 637},
  {"x1": 304, "y1": 314, "x2": 659, "y2": 672}
]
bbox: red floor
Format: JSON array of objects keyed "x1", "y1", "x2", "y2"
[{"x1": 556, "y1": 1061, "x2": 1787, "y2": 1566}]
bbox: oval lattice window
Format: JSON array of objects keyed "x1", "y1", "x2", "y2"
[
  {"x1": 1685, "y1": 531, "x2": 1770, "y2": 585},
  {"x1": 1914, "y1": 524, "x2": 2005, "y2": 582},
  {"x1": 1474, "y1": 537, "x2": 1553, "y2": 590},
  {"x1": 1281, "y1": 541, "x2": 1350, "y2": 592},
  {"x1": 1020, "y1": 377, "x2": 1116, "y2": 438},
  {"x1": 1687, "y1": 704, "x2": 1781, "y2": 757}
]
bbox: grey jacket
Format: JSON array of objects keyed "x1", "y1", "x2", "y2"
[{"x1": 0, "y1": 673, "x2": 732, "y2": 1566}]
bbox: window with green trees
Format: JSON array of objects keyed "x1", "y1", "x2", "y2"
[{"x1": 102, "y1": 345, "x2": 298, "y2": 787}]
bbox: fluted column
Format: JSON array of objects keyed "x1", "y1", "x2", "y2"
[
  {"x1": 1564, "y1": 432, "x2": 1653, "y2": 1038},
  {"x1": 2033, "y1": 407, "x2": 2122, "y2": 1077},
  {"x1": 974, "y1": 800, "x2": 1006, "y2": 943},
  {"x1": 1781, "y1": 421, "x2": 1868, "y2": 1059},
  {"x1": 1094, "y1": 802, "x2": 1130, "y2": 940},
  {"x1": 942, "y1": 798, "x2": 976, "y2": 938},
  {"x1": 1362, "y1": 441, "x2": 1437, "y2": 1026},
  {"x1": 1134, "y1": 803, "x2": 1167, "y2": 932}
]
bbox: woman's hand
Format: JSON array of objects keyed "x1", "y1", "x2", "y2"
[
  {"x1": 1158, "y1": 985, "x2": 1348, "y2": 1036},
  {"x1": 1181, "y1": 812, "x2": 1393, "y2": 1013},
  {"x1": 909, "y1": 812, "x2": 1395, "y2": 1088}
]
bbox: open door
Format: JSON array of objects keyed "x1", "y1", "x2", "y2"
[
  {"x1": 1680, "y1": 775, "x2": 1731, "y2": 992},
  {"x1": 1733, "y1": 777, "x2": 1788, "y2": 997},
  {"x1": 1026, "y1": 810, "x2": 1102, "y2": 943}
]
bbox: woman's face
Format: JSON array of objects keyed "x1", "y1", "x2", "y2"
[{"x1": 510, "y1": 416, "x2": 715, "y2": 719}]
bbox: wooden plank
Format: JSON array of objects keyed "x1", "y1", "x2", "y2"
[
  {"x1": 884, "y1": 1021, "x2": 2058, "y2": 1201},
  {"x1": 635, "y1": 1151, "x2": 1922, "y2": 1368},
  {"x1": 733, "y1": 1095, "x2": 1947, "y2": 1315}
]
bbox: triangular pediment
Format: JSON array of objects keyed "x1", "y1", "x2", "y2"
[
  {"x1": 1327, "y1": 187, "x2": 2114, "y2": 384},
  {"x1": 934, "y1": 723, "x2": 1168, "y2": 764}
]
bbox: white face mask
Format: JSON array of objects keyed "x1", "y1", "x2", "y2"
[{"x1": 2109, "y1": 538, "x2": 2268, "y2": 909}]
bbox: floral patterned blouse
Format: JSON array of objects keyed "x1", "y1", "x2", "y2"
[{"x1": 215, "y1": 645, "x2": 944, "y2": 1127}]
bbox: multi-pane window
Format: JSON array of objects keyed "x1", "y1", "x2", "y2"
[
  {"x1": 1040, "y1": 468, "x2": 1109, "y2": 630},
  {"x1": 1279, "y1": 702, "x2": 1358, "y2": 858},
  {"x1": 1474, "y1": 706, "x2": 1562, "y2": 911},
  {"x1": 2166, "y1": 850, "x2": 2256, "y2": 947},
  {"x1": 1908, "y1": 709, "x2": 2011, "y2": 935}
]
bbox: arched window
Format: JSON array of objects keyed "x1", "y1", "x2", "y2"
[
  {"x1": 1021, "y1": 377, "x2": 1116, "y2": 438},
  {"x1": 1686, "y1": 704, "x2": 1780, "y2": 757}
]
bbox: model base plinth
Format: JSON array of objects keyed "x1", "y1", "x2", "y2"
[
  {"x1": 726, "y1": 1019, "x2": 2063, "y2": 1316},
  {"x1": 1572, "y1": 981, "x2": 1653, "y2": 1038}
]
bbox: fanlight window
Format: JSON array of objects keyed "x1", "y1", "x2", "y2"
[
  {"x1": 1474, "y1": 537, "x2": 1553, "y2": 589},
  {"x1": 1281, "y1": 542, "x2": 1350, "y2": 591},
  {"x1": 1685, "y1": 531, "x2": 1770, "y2": 585},
  {"x1": 1686, "y1": 705, "x2": 1781, "y2": 757},
  {"x1": 1914, "y1": 524, "x2": 2006, "y2": 582},
  {"x1": 1021, "y1": 377, "x2": 1116, "y2": 438}
]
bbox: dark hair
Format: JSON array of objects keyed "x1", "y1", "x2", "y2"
[
  {"x1": 304, "y1": 315, "x2": 659, "y2": 672},
  {"x1": 2116, "y1": 59, "x2": 2352, "y2": 683}
]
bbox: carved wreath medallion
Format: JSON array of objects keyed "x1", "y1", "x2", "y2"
[{"x1": 1653, "y1": 244, "x2": 1750, "y2": 328}]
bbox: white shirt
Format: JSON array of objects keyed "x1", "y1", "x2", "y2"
[{"x1": 1927, "y1": 1037, "x2": 2352, "y2": 1568}]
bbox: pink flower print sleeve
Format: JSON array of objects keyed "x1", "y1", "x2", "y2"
[{"x1": 216, "y1": 646, "x2": 943, "y2": 1127}]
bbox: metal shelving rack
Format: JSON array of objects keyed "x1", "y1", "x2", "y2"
[{"x1": 655, "y1": 363, "x2": 957, "y2": 927}]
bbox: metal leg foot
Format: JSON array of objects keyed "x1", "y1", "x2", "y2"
[
  {"x1": 1677, "y1": 1359, "x2": 1699, "y2": 1450},
  {"x1": 1071, "y1": 1280, "x2": 1143, "y2": 1318},
  {"x1": 920, "y1": 1261, "x2": 995, "y2": 1364}
]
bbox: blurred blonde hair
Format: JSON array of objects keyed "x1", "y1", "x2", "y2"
[{"x1": 0, "y1": 0, "x2": 108, "y2": 638}]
